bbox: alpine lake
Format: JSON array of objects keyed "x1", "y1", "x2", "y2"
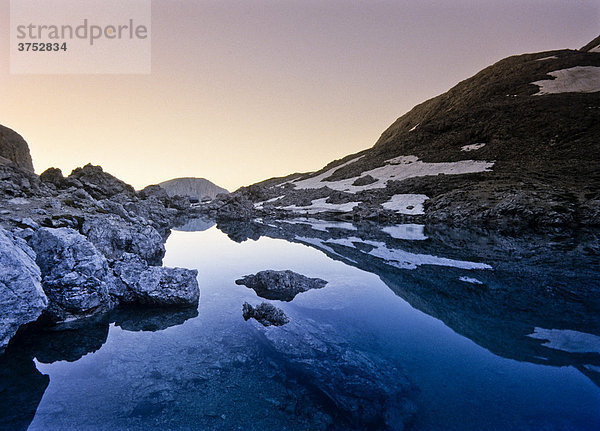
[{"x1": 1, "y1": 217, "x2": 599, "y2": 431}]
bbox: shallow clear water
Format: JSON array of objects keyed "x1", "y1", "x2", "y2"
[{"x1": 2, "y1": 221, "x2": 599, "y2": 430}]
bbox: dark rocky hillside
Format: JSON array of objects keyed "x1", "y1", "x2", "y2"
[{"x1": 204, "y1": 37, "x2": 600, "y2": 230}]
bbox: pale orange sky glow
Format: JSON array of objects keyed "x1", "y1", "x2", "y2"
[{"x1": 1, "y1": 0, "x2": 598, "y2": 191}]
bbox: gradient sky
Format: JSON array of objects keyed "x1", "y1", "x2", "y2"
[{"x1": 1, "y1": 0, "x2": 598, "y2": 191}]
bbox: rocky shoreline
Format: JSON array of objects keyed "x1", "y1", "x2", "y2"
[{"x1": 1, "y1": 133, "x2": 200, "y2": 351}]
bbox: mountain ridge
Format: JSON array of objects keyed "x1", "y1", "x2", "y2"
[{"x1": 206, "y1": 36, "x2": 600, "y2": 230}]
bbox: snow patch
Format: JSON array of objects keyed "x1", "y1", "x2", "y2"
[
  {"x1": 283, "y1": 218, "x2": 357, "y2": 232},
  {"x1": 327, "y1": 237, "x2": 492, "y2": 270},
  {"x1": 382, "y1": 224, "x2": 427, "y2": 240},
  {"x1": 590, "y1": 44, "x2": 600, "y2": 53},
  {"x1": 532, "y1": 66, "x2": 600, "y2": 95},
  {"x1": 528, "y1": 328, "x2": 600, "y2": 354},
  {"x1": 283, "y1": 198, "x2": 359, "y2": 214},
  {"x1": 461, "y1": 143, "x2": 486, "y2": 152},
  {"x1": 409, "y1": 123, "x2": 419, "y2": 132},
  {"x1": 459, "y1": 276, "x2": 483, "y2": 285},
  {"x1": 254, "y1": 195, "x2": 285, "y2": 209},
  {"x1": 535, "y1": 55, "x2": 558, "y2": 61},
  {"x1": 381, "y1": 194, "x2": 428, "y2": 215},
  {"x1": 280, "y1": 155, "x2": 364, "y2": 188},
  {"x1": 289, "y1": 155, "x2": 494, "y2": 193}
]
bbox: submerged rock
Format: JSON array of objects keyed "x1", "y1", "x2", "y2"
[
  {"x1": 236, "y1": 270, "x2": 328, "y2": 301},
  {"x1": 259, "y1": 316, "x2": 416, "y2": 429},
  {"x1": 0, "y1": 228, "x2": 48, "y2": 350},
  {"x1": 242, "y1": 302, "x2": 289, "y2": 326},
  {"x1": 29, "y1": 227, "x2": 114, "y2": 323}
]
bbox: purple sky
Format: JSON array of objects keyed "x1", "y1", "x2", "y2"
[{"x1": 1, "y1": 0, "x2": 598, "y2": 190}]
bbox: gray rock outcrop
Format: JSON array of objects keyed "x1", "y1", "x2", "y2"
[
  {"x1": 112, "y1": 253, "x2": 200, "y2": 307},
  {"x1": 236, "y1": 270, "x2": 328, "y2": 301},
  {"x1": 67, "y1": 164, "x2": 135, "y2": 199},
  {"x1": 0, "y1": 128, "x2": 202, "y2": 348},
  {"x1": 82, "y1": 215, "x2": 165, "y2": 265},
  {"x1": 242, "y1": 302, "x2": 289, "y2": 326},
  {"x1": 134, "y1": 267, "x2": 199, "y2": 307},
  {"x1": 0, "y1": 228, "x2": 48, "y2": 350},
  {"x1": 29, "y1": 227, "x2": 113, "y2": 322}
]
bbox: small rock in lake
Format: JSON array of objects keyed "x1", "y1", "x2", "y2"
[
  {"x1": 235, "y1": 270, "x2": 328, "y2": 301},
  {"x1": 242, "y1": 302, "x2": 289, "y2": 327}
]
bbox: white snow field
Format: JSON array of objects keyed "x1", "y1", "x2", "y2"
[
  {"x1": 381, "y1": 194, "x2": 429, "y2": 215},
  {"x1": 281, "y1": 218, "x2": 357, "y2": 232},
  {"x1": 528, "y1": 328, "x2": 600, "y2": 354},
  {"x1": 285, "y1": 155, "x2": 494, "y2": 193},
  {"x1": 325, "y1": 237, "x2": 492, "y2": 270},
  {"x1": 282, "y1": 198, "x2": 360, "y2": 214},
  {"x1": 459, "y1": 276, "x2": 484, "y2": 284},
  {"x1": 461, "y1": 143, "x2": 486, "y2": 152},
  {"x1": 382, "y1": 224, "x2": 428, "y2": 241},
  {"x1": 532, "y1": 66, "x2": 600, "y2": 95}
]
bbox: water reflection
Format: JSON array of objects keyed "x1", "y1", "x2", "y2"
[
  {"x1": 0, "y1": 307, "x2": 198, "y2": 431},
  {"x1": 1, "y1": 217, "x2": 598, "y2": 430},
  {"x1": 217, "y1": 218, "x2": 600, "y2": 386}
]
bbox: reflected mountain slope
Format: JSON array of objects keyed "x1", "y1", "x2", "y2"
[{"x1": 216, "y1": 218, "x2": 600, "y2": 385}]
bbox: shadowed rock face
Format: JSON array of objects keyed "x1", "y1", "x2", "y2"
[
  {"x1": 236, "y1": 270, "x2": 328, "y2": 302},
  {"x1": 242, "y1": 302, "x2": 289, "y2": 326},
  {"x1": 0, "y1": 125, "x2": 34, "y2": 172},
  {"x1": 67, "y1": 164, "x2": 135, "y2": 199},
  {"x1": 0, "y1": 228, "x2": 47, "y2": 351}
]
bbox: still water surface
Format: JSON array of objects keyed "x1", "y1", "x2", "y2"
[{"x1": 4, "y1": 220, "x2": 600, "y2": 430}]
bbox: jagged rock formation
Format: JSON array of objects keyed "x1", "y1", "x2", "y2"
[
  {"x1": 159, "y1": 177, "x2": 228, "y2": 201},
  {"x1": 30, "y1": 227, "x2": 114, "y2": 323},
  {"x1": 242, "y1": 302, "x2": 289, "y2": 326},
  {"x1": 0, "y1": 129, "x2": 200, "y2": 349},
  {"x1": 236, "y1": 270, "x2": 328, "y2": 301},
  {"x1": 0, "y1": 125, "x2": 34, "y2": 172},
  {"x1": 202, "y1": 37, "x2": 600, "y2": 229}
]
